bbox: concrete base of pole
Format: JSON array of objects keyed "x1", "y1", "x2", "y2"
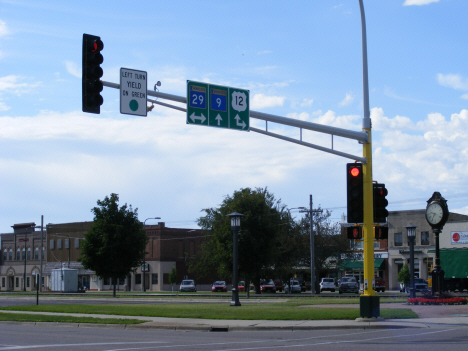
[{"x1": 359, "y1": 295, "x2": 380, "y2": 318}]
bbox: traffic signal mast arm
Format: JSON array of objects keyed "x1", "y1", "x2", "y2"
[{"x1": 101, "y1": 80, "x2": 368, "y2": 163}]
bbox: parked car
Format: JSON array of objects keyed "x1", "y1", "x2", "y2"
[
  {"x1": 260, "y1": 279, "x2": 276, "y2": 293},
  {"x1": 319, "y1": 278, "x2": 336, "y2": 292},
  {"x1": 274, "y1": 279, "x2": 284, "y2": 292},
  {"x1": 374, "y1": 276, "x2": 386, "y2": 292},
  {"x1": 400, "y1": 278, "x2": 429, "y2": 293},
  {"x1": 179, "y1": 279, "x2": 196, "y2": 292},
  {"x1": 285, "y1": 280, "x2": 302, "y2": 293},
  {"x1": 339, "y1": 276, "x2": 359, "y2": 294},
  {"x1": 211, "y1": 281, "x2": 227, "y2": 292},
  {"x1": 301, "y1": 281, "x2": 311, "y2": 292},
  {"x1": 238, "y1": 281, "x2": 245, "y2": 292}
]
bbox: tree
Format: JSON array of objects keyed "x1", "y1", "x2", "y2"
[
  {"x1": 79, "y1": 193, "x2": 147, "y2": 297},
  {"x1": 191, "y1": 187, "x2": 295, "y2": 294},
  {"x1": 296, "y1": 209, "x2": 351, "y2": 292},
  {"x1": 398, "y1": 263, "x2": 410, "y2": 290}
]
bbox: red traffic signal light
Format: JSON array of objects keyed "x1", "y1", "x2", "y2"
[
  {"x1": 373, "y1": 183, "x2": 389, "y2": 223},
  {"x1": 82, "y1": 34, "x2": 104, "y2": 114},
  {"x1": 374, "y1": 226, "x2": 388, "y2": 240},
  {"x1": 347, "y1": 163, "x2": 363, "y2": 223},
  {"x1": 347, "y1": 226, "x2": 362, "y2": 240}
]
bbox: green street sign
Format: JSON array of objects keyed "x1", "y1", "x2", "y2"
[{"x1": 187, "y1": 80, "x2": 249, "y2": 131}]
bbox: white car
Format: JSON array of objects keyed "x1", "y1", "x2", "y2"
[
  {"x1": 179, "y1": 279, "x2": 197, "y2": 292},
  {"x1": 320, "y1": 278, "x2": 336, "y2": 292},
  {"x1": 285, "y1": 280, "x2": 302, "y2": 293}
]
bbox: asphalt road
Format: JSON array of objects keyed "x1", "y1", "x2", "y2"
[{"x1": 1, "y1": 323, "x2": 467, "y2": 351}]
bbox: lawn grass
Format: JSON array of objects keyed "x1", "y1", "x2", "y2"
[
  {"x1": 0, "y1": 302, "x2": 417, "y2": 320},
  {"x1": 0, "y1": 312, "x2": 147, "y2": 324}
]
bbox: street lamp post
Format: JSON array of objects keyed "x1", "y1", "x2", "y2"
[
  {"x1": 142, "y1": 217, "x2": 161, "y2": 292},
  {"x1": 405, "y1": 224, "x2": 417, "y2": 299},
  {"x1": 227, "y1": 212, "x2": 244, "y2": 307}
]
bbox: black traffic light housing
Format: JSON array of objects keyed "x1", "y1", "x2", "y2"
[
  {"x1": 82, "y1": 34, "x2": 104, "y2": 114},
  {"x1": 347, "y1": 163, "x2": 364, "y2": 223},
  {"x1": 373, "y1": 183, "x2": 389, "y2": 223},
  {"x1": 374, "y1": 226, "x2": 388, "y2": 240},
  {"x1": 347, "y1": 226, "x2": 362, "y2": 240}
]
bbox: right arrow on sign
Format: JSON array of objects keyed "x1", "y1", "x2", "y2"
[{"x1": 234, "y1": 114, "x2": 246, "y2": 129}]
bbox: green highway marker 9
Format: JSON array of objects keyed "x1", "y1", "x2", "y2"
[{"x1": 187, "y1": 80, "x2": 249, "y2": 131}]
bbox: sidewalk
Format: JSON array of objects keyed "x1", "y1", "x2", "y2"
[{"x1": 2, "y1": 309, "x2": 468, "y2": 331}]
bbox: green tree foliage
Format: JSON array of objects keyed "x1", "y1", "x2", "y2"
[
  {"x1": 296, "y1": 209, "x2": 351, "y2": 291},
  {"x1": 191, "y1": 187, "x2": 298, "y2": 293},
  {"x1": 398, "y1": 263, "x2": 411, "y2": 285},
  {"x1": 79, "y1": 193, "x2": 147, "y2": 297}
]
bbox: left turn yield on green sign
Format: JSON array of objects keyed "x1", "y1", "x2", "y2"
[{"x1": 120, "y1": 68, "x2": 147, "y2": 116}]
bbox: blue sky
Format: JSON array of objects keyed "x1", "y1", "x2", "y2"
[{"x1": 1, "y1": 0, "x2": 467, "y2": 233}]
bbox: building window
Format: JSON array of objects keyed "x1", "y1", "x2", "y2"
[
  {"x1": 50, "y1": 240, "x2": 55, "y2": 250},
  {"x1": 16, "y1": 248, "x2": 20, "y2": 260},
  {"x1": 395, "y1": 232, "x2": 403, "y2": 246},
  {"x1": 135, "y1": 274, "x2": 141, "y2": 284},
  {"x1": 2, "y1": 249, "x2": 6, "y2": 262},
  {"x1": 75, "y1": 238, "x2": 80, "y2": 249},
  {"x1": 65, "y1": 239, "x2": 69, "y2": 249},
  {"x1": 27, "y1": 248, "x2": 31, "y2": 260},
  {"x1": 41, "y1": 247, "x2": 44, "y2": 259},
  {"x1": 22, "y1": 248, "x2": 25, "y2": 260},
  {"x1": 57, "y1": 239, "x2": 62, "y2": 249},
  {"x1": 34, "y1": 247, "x2": 39, "y2": 260},
  {"x1": 9, "y1": 249, "x2": 12, "y2": 261},
  {"x1": 152, "y1": 274, "x2": 158, "y2": 284},
  {"x1": 1, "y1": 277, "x2": 5, "y2": 288},
  {"x1": 27, "y1": 277, "x2": 30, "y2": 288},
  {"x1": 15, "y1": 277, "x2": 19, "y2": 288},
  {"x1": 421, "y1": 231, "x2": 430, "y2": 245}
]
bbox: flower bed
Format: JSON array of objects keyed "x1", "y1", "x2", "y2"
[{"x1": 407, "y1": 297, "x2": 467, "y2": 305}]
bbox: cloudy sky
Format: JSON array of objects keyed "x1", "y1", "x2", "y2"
[{"x1": 1, "y1": 0, "x2": 467, "y2": 233}]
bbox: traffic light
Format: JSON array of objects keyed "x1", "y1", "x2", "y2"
[
  {"x1": 346, "y1": 163, "x2": 363, "y2": 223},
  {"x1": 374, "y1": 226, "x2": 388, "y2": 240},
  {"x1": 373, "y1": 183, "x2": 389, "y2": 223},
  {"x1": 82, "y1": 34, "x2": 104, "y2": 114},
  {"x1": 347, "y1": 226, "x2": 362, "y2": 240}
]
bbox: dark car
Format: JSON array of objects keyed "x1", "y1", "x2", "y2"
[
  {"x1": 211, "y1": 281, "x2": 227, "y2": 292},
  {"x1": 273, "y1": 279, "x2": 284, "y2": 292},
  {"x1": 339, "y1": 276, "x2": 359, "y2": 294},
  {"x1": 260, "y1": 279, "x2": 276, "y2": 293}
]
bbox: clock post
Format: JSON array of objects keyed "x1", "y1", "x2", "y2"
[{"x1": 425, "y1": 192, "x2": 449, "y2": 296}]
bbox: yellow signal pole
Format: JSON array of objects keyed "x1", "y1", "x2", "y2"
[{"x1": 359, "y1": 0, "x2": 380, "y2": 318}]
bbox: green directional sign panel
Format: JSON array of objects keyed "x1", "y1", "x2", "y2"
[{"x1": 187, "y1": 81, "x2": 249, "y2": 132}]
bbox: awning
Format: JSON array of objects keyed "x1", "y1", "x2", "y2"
[
  {"x1": 339, "y1": 258, "x2": 385, "y2": 271},
  {"x1": 428, "y1": 248, "x2": 468, "y2": 278}
]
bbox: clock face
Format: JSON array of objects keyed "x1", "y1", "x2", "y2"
[{"x1": 426, "y1": 203, "x2": 444, "y2": 225}]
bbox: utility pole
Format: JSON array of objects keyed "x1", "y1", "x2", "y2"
[{"x1": 299, "y1": 195, "x2": 322, "y2": 296}]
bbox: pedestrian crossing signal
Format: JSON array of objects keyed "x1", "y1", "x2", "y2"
[{"x1": 347, "y1": 226, "x2": 362, "y2": 240}]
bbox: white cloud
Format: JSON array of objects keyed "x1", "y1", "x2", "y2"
[
  {"x1": 461, "y1": 94, "x2": 468, "y2": 100},
  {"x1": 437, "y1": 74, "x2": 468, "y2": 91},
  {"x1": 339, "y1": 92, "x2": 354, "y2": 106},
  {"x1": 65, "y1": 61, "x2": 81, "y2": 78},
  {"x1": 251, "y1": 94, "x2": 285, "y2": 109},
  {"x1": 403, "y1": 0, "x2": 439, "y2": 5},
  {"x1": 257, "y1": 50, "x2": 272, "y2": 55},
  {"x1": 300, "y1": 98, "x2": 314, "y2": 107},
  {"x1": 0, "y1": 20, "x2": 8, "y2": 37},
  {"x1": 0, "y1": 75, "x2": 40, "y2": 95},
  {"x1": 0, "y1": 101, "x2": 10, "y2": 111}
]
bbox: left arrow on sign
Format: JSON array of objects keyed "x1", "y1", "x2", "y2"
[{"x1": 190, "y1": 112, "x2": 206, "y2": 124}]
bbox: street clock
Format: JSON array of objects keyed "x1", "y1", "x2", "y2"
[{"x1": 425, "y1": 192, "x2": 449, "y2": 229}]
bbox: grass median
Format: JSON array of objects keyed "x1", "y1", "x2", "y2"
[{"x1": 0, "y1": 299, "x2": 417, "y2": 321}]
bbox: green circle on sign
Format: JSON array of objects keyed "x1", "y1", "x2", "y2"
[{"x1": 129, "y1": 99, "x2": 139, "y2": 111}]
